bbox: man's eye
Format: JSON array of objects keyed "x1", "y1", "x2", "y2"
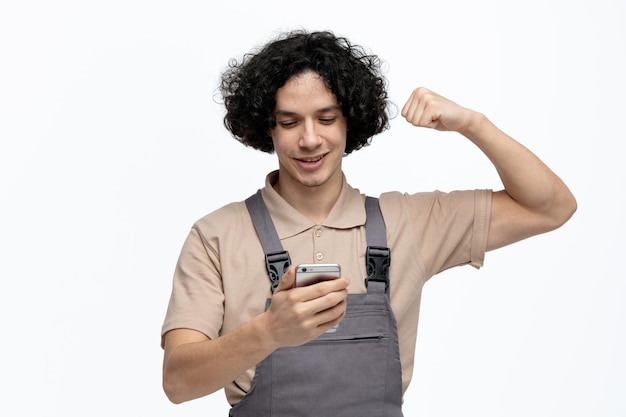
[
  {"x1": 319, "y1": 118, "x2": 335, "y2": 124},
  {"x1": 279, "y1": 121, "x2": 297, "y2": 128}
]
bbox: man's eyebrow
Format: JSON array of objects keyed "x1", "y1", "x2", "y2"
[{"x1": 274, "y1": 105, "x2": 342, "y2": 117}]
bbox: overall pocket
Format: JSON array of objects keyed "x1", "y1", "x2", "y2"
[{"x1": 268, "y1": 299, "x2": 396, "y2": 417}]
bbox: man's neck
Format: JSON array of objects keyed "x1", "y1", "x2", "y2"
[{"x1": 273, "y1": 172, "x2": 343, "y2": 224}]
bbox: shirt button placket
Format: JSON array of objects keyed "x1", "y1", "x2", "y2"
[{"x1": 314, "y1": 227, "x2": 323, "y2": 262}]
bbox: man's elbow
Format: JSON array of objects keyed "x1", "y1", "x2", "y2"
[
  {"x1": 163, "y1": 372, "x2": 186, "y2": 404},
  {"x1": 162, "y1": 363, "x2": 202, "y2": 405},
  {"x1": 162, "y1": 365, "x2": 220, "y2": 404},
  {"x1": 548, "y1": 190, "x2": 577, "y2": 230}
]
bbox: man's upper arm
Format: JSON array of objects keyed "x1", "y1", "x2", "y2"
[
  {"x1": 488, "y1": 190, "x2": 558, "y2": 251},
  {"x1": 163, "y1": 328, "x2": 210, "y2": 357}
]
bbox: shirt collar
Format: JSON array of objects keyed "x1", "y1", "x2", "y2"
[{"x1": 260, "y1": 170, "x2": 366, "y2": 239}]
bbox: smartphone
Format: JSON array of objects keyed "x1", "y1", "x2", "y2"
[{"x1": 294, "y1": 263, "x2": 341, "y2": 287}]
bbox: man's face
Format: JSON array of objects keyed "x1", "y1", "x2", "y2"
[{"x1": 270, "y1": 71, "x2": 347, "y2": 191}]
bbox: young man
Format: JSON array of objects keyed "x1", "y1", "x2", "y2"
[{"x1": 161, "y1": 30, "x2": 576, "y2": 416}]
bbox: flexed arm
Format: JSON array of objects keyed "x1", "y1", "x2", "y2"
[{"x1": 402, "y1": 87, "x2": 577, "y2": 250}]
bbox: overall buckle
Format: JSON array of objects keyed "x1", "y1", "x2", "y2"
[
  {"x1": 364, "y1": 246, "x2": 390, "y2": 293},
  {"x1": 265, "y1": 250, "x2": 291, "y2": 293}
]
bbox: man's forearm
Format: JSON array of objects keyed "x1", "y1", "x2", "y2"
[
  {"x1": 462, "y1": 112, "x2": 575, "y2": 219},
  {"x1": 162, "y1": 313, "x2": 277, "y2": 404}
]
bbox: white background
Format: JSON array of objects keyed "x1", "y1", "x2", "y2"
[{"x1": 1, "y1": 0, "x2": 624, "y2": 415}]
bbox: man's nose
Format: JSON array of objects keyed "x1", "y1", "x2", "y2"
[{"x1": 299, "y1": 120, "x2": 322, "y2": 148}]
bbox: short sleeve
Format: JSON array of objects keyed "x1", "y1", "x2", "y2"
[{"x1": 160, "y1": 225, "x2": 225, "y2": 347}]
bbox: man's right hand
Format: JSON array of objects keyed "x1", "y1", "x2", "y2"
[{"x1": 262, "y1": 265, "x2": 349, "y2": 348}]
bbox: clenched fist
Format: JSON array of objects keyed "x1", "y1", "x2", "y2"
[{"x1": 401, "y1": 87, "x2": 476, "y2": 133}]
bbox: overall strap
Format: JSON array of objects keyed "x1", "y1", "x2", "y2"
[
  {"x1": 245, "y1": 190, "x2": 291, "y2": 293},
  {"x1": 364, "y1": 196, "x2": 391, "y2": 293}
]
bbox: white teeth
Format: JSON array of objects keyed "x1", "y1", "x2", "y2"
[{"x1": 302, "y1": 156, "x2": 323, "y2": 162}]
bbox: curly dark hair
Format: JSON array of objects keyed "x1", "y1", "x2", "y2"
[{"x1": 219, "y1": 30, "x2": 390, "y2": 154}]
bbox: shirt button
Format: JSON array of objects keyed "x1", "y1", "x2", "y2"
[
  {"x1": 315, "y1": 252, "x2": 324, "y2": 261},
  {"x1": 315, "y1": 229, "x2": 322, "y2": 237}
]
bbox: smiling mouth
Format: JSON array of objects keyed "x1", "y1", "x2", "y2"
[
  {"x1": 294, "y1": 153, "x2": 328, "y2": 170},
  {"x1": 296, "y1": 155, "x2": 325, "y2": 163}
]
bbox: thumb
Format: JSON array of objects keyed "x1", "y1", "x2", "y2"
[{"x1": 274, "y1": 265, "x2": 296, "y2": 293}]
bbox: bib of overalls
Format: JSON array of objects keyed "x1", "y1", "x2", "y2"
[{"x1": 231, "y1": 191, "x2": 404, "y2": 416}]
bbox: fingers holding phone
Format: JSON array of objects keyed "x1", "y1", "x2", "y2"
[
  {"x1": 293, "y1": 263, "x2": 348, "y2": 306},
  {"x1": 294, "y1": 263, "x2": 347, "y2": 334},
  {"x1": 267, "y1": 264, "x2": 348, "y2": 345}
]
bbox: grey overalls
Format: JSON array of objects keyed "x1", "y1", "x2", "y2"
[{"x1": 229, "y1": 191, "x2": 404, "y2": 417}]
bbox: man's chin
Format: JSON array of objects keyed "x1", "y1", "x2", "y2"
[
  {"x1": 294, "y1": 172, "x2": 325, "y2": 188},
  {"x1": 301, "y1": 180, "x2": 324, "y2": 188}
]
